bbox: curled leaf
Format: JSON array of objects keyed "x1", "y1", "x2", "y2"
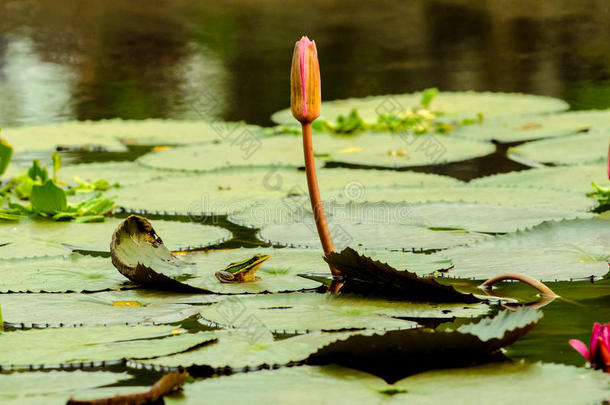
[
  {"x1": 324, "y1": 247, "x2": 480, "y2": 303},
  {"x1": 110, "y1": 215, "x2": 207, "y2": 292}
]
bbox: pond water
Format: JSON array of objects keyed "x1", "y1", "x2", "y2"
[{"x1": 0, "y1": 0, "x2": 609, "y2": 401}]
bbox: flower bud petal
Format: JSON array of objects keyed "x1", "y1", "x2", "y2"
[{"x1": 290, "y1": 36, "x2": 321, "y2": 123}]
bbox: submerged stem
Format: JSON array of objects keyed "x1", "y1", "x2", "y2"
[{"x1": 480, "y1": 272, "x2": 559, "y2": 297}]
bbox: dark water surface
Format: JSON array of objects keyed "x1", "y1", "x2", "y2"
[
  {"x1": 1, "y1": 0, "x2": 610, "y2": 127},
  {"x1": 0, "y1": 0, "x2": 608, "y2": 379}
]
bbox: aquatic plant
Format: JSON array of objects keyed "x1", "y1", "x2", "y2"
[
  {"x1": 570, "y1": 322, "x2": 610, "y2": 372},
  {"x1": 290, "y1": 36, "x2": 340, "y2": 288}
]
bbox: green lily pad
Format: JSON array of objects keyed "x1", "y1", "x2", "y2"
[
  {"x1": 0, "y1": 291, "x2": 207, "y2": 327},
  {"x1": 455, "y1": 109, "x2": 610, "y2": 142},
  {"x1": 166, "y1": 360, "x2": 609, "y2": 405},
  {"x1": 0, "y1": 254, "x2": 128, "y2": 293},
  {"x1": 271, "y1": 91, "x2": 569, "y2": 126},
  {"x1": 508, "y1": 129, "x2": 609, "y2": 166},
  {"x1": 324, "y1": 134, "x2": 495, "y2": 168},
  {"x1": 1, "y1": 123, "x2": 127, "y2": 153},
  {"x1": 440, "y1": 217, "x2": 610, "y2": 281},
  {"x1": 234, "y1": 200, "x2": 591, "y2": 235},
  {"x1": 310, "y1": 308, "x2": 542, "y2": 381},
  {"x1": 198, "y1": 292, "x2": 489, "y2": 333},
  {"x1": 140, "y1": 329, "x2": 354, "y2": 369},
  {"x1": 0, "y1": 217, "x2": 231, "y2": 257},
  {"x1": 0, "y1": 325, "x2": 216, "y2": 367},
  {"x1": 114, "y1": 167, "x2": 460, "y2": 216},
  {"x1": 31, "y1": 119, "x2": 263, "y2": 146},
  {"x1": 183, "y1": 248, "x2": 452, "y2": 294},
  {"x1": 469, "y1": 164, "x2": 610, "y2": 194},
  {"x1": 0, "y1": 370, "x2": 132, "y2": 405},
  {"x1": 347, "y1": 186, "x2": 595, "y2": 211},
  {"x1": 137, "y1": 133, "x2": 494, "y2": 171},
  {"x1": 57, "y1": 162, "x2": 171, "y2": 187},
  {"x1": 258, "y1": 222, "x2": 490, "y2": 251}
]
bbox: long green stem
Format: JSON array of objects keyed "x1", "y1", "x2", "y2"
[{"x1": 480, "y1": 273, "x2": 559, "y2": 297}]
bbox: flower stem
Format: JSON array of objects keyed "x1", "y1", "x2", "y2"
[
  {"x1": 301, "y1": 122, "x2": 343, "y2": 292},
  {"x1": 480, "y1": 272, "x2": 559, "y2": 297}
]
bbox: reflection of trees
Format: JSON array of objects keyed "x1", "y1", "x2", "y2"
[{"x1": 0, "y1": 0, "x2": 609, "y2": 125}]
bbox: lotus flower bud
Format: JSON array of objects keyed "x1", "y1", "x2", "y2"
[
  {"x1": 291, "y1": 36, "x2": 321, "y2": 123},
  {"x1": 570, "y1": 322, "x2": 610, "y2": 372}
]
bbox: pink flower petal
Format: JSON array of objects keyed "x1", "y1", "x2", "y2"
[
  {"x1": 591, "y1": 323, "x2": 602, "y2": 354},
  {"x1": 569, "y1": 339, "x2": 591, "y2": 361},
  {"x1": 297, "y1": 36, "x2": 311, "y2": 116}
]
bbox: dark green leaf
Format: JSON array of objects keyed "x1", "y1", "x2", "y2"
[{"x1": 324, "y1": 247, "x2": 481, "y2": 303}]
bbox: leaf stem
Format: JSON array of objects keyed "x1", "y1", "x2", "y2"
[{"x1": 480, "y1": 273, "x2": 559, "y2": 297}]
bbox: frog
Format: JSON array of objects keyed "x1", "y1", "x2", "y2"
[{"x1": 215, "y1": 253, "x2": 270, "y2": 283}]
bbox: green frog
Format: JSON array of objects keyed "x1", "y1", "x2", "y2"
[{"x1": 215, "y1": 254, "x2": 270, "y2": 283}]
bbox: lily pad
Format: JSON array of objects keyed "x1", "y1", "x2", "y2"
[
  {"x1": 324, "y1": 134, "x2": 495, "y2": 168},
  {"x1": 508, "y1": 129, "x2": 609, "y2": 166},
  {"x1": 184, "y1": 248, "x2": 452, "y2": 294},
  {"x1": 197, "y1": 292, "x2": 489, "y2": 333},
  {"x1": 114, "y1": 167, "x2": 460, "y2": 216},
  {"x1": 439, "y1": 217, "x2": 610, "y2": 281},
  {"x1": 1, "y1": 123, "x2": 127, "y2": 153},
  {"x1": 138, "y1": 133, "x2": 495, "y2": 171},
  {"x1": 346, "y1": 186, "x2": 595, "y2": 211},
  {"x1": 0, "y1": 325, "x2": 216, "y2": 367},
  {"x1": 166, "y1": 360, "x2": 609, "y2": 405},
  {"x1": 0, "y1": 291, "x2": 207, "y2": 327},
  {"x1": 0, "y1": 370, "x2": 132, "y2": 405},
  {"x1": 257, "y1": 221, "x2": 490, "y2": 251},
  {"x1": 455, "y1": 109, "x2": 610, "y2": 142},
  {"x1": 0, "y1": 254, "x2": 128, "y2": 293},
  {"x1": 234, "y1": 200, "x2": 591, "y2": 235},
  {"x1": 140, "y1": 329, "x2": 355, "y2": 369},
  {"x1": 324, "y1": 248, "x2": 478, "y2": 302},
  {"x1": 57, "y1": 162, "x2": 171, "y2": 187},
  {"x1": 310, "y1": 308, "x2": 542, "y2": 381},
  {"x1": 40, "y1": 119, "x2": 263, "y2": 146},
  {"x1": 469, "y1": 164, "x2": 610, "y2": 194},
  {"x1": 0, "y1": 217, "x2": 231, "y2": 257},
  {"x1": 271, "y1": 91, "x2": 569, "y2": 126}
]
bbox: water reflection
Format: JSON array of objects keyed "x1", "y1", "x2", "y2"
[{"x1": 0, "y1": 0, "x2": 608, "y2": 126}]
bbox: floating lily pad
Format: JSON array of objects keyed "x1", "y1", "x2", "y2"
[
  {"x1": 57, "y1": 162, "x2": 171, "y2": 187},
  {"x1": 508, "y1": 129, "x2": 609, "y2": 166},
  {"x1": 198, "y1": 292, "x2": 489, "y2": 333},
  {"x1": 271, "y1": 92, "x2": 569, "y2": 126},
  {"x1": 233, "y1": 200, "x2": 591, "y2": 235},
  {"x1": 166, "y1": 359, "x2": 608, "y2": 405},
  {"x1": 469, "y1": 164, "x2": 610, "y2": 194},
  {"x1": 138, "y1": 133, "x2": 494, "y2": 171},
  {"x1": 347, "y1": 186, "x2": 595, "y2": 211},
  {"x1": 1, "y1": 123, "x2": 127, "y2": 153},
  {"x1": 40, "y1": 119, "x2": 263, "y2": 146},
  {"x1": 455, "y1": 109, "x2": 610, "y2": 142},
  {"x1": 0, "y1": 254, "x2": 128, "y2": 293},
  {"x1": 0, "y1": 217, "x2": 231, "y2": 257},
  {"x1": 440, "y1": 217, "x2": 610, "y2": 281},
  {"x1": 0, "y1": 325, "x2": 216, "y2": 367},
  {"x1": 186, "y1": 247, "x2": 454, "y2": 293},
  {"x1": 311, "y1": 308, "x2": 542, "y2": 381},
  {"x1": 325, "y1": 248, "x2": 481, "y2": 302},
  {"x1": 140, "y1": 330, "x2": 354, "y2": 369},
  {"x1": 258, "y1": 222, "x2": 490, "y2": 251},
  {"x1": 0, "y1": 370, "x2": 132, "y2": 405},
  {"x1": 324, "y1": 134, "x2": 495, "y2": 168},
  {"x1": 114, "y1": 167, "x2": 459, "y2": 216},
  {"x1": 0, "y1": 291, "x2": 208, "y2": 327}
]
